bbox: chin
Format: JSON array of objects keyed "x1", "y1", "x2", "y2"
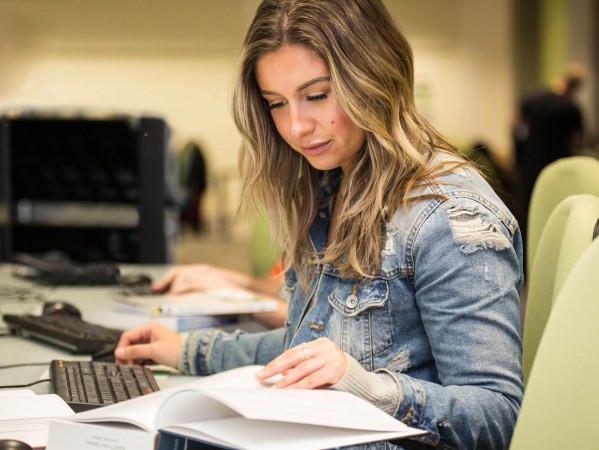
[{"x1": 304, "y1": 157, "x2": 341, "y2": 172}]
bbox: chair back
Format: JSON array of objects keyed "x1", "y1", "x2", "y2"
[
  {"x1": 249, "y1": 206, "x2": 281, "y2": 277},
  {"x1": 510, "y1": 237, "x2": 599, "y2": 449},
  {"x1": 522, "y1": 193, "x2": 599, "y2": 383},
  {"x1": 527, "y1": 156, "x2": 599, "y2": 275}
]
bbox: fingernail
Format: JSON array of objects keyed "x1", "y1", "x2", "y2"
[
  {"x1": 255, "y1": 369, "x2": 264, "y2": 379},
  {"x1": 115, "y1": 348, "x2": 124, "y2": 358}
]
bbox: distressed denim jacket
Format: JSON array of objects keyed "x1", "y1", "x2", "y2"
[{"x1": 180, "y1": 156, "x2": 524, "y2": 450}]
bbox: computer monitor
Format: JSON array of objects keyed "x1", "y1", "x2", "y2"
[{"x1": 2, "y1": 113, "x2": 172, "y2": 263}]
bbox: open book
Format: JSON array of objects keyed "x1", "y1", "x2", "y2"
[
  {"x1": 46, "y1": 365, "x2": 426, "y2": 450},
  {"x1": 0, "y1": 389, "x2": 73, "y2": 448}
]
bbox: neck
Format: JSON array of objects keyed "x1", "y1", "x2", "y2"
[{"x1": 328, "y1": 183, "x2": 345, "y2": 243}]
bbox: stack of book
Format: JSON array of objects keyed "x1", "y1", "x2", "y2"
[{"x1": 93, "y1": 288, "x2": 280, "y2": 332}]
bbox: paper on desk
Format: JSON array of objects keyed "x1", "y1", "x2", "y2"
[
  {"x1": 0, "y1": 389, "x2": 36, "y2": 399},
  {"x1": 0, "y1": 389, "x2": 74, "y2": 448}
]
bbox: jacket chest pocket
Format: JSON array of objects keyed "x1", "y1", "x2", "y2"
[{"x1": 326, "y1": 278, "x2": 394, "y2": 364}]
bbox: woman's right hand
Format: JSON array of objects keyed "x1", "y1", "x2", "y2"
[{"x1": 114, "y1": 321, "x2": 183, "y2": 368}]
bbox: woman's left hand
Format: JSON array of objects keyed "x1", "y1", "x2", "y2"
[{"x1": 255, "y1": 337, "x2": 347, "y2": 389}]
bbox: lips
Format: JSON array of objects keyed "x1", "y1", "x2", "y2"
[{"x1": 300, "y1": 140, "x2": 331, "y2": 156}]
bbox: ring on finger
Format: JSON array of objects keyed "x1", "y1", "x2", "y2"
[{"x1": 301, "y1": 343, "x2": 309, "y2": 360}]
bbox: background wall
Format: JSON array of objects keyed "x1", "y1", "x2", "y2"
[
  {"x1": 387, "y1": 1, "x2": 514, "y2": 157},
  {"x1": 0, "y1": 0, "x2": 595, "y2": 238}
]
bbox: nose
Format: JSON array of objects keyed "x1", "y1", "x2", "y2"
[{"x1": 288, "y1": 103, "x2": 314, "y2": 140}]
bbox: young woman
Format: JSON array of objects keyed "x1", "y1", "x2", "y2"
[{"x1": 116, "y1": 1, "x2": 524, "y2": 448}]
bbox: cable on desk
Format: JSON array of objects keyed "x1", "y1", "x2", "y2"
[
  {"x1": 0, "y1": 285, "x2": 51, "y2": 304},
  {"x1": 0, "y1": 363, "x2": 52, "y2": 390},
  {"x1": 0, "y1": 285, "x2": 53, "y2": 319},
  {"x1": 0, "y1": 362, "x2": 50, "y2": 369},
  {"x1": 0, "y1": 378, "x2": 51, "y2": 389}
]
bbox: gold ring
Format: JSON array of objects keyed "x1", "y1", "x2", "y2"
[{"x1": 301, "y1": 343, "x2": 309, "y2": 360}]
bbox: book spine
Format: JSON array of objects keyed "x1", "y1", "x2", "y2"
[
  {"x1": 157, "y1": 431, "x2": 234, "y2": 450},
  {"x1": 153, "y1": 299, "x2": 276, "y2": 317}
]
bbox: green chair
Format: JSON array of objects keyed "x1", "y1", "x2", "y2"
[
  {"x1": 249, "y1": 206, "x2": 281, "y2": 277},
  {"x1": 510, "y1": 237, "x2": 599, "y2": 449},
  {"x1": 526, "y1": 156, "x2": 599, "y2": 275},
  {"x1": 521, "y1": 194, "x2": 599, "y2": 384}
]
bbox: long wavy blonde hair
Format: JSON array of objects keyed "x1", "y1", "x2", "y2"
[{"x1": 232, "y1": 0, "x2": 467, "y2": 284}]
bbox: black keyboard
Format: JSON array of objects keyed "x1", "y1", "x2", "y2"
[
  {"x1": 3, "y1": 314, "x2": 122, "y2": 353},
  {"x1": 50, "y1": 359, "x2": 160, "y2": 412}
]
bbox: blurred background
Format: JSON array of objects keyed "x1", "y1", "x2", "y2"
[{"x1": 0, "y1": 0, "x2": 597, "y2": 273}]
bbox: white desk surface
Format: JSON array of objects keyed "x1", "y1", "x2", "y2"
[{"x1": 0, "y1": 264, "x2": 267, "y2": 393}]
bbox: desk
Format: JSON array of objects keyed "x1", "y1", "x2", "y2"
[{"x1": 0, "y1": 264, "x2": 267, "y2": 393}]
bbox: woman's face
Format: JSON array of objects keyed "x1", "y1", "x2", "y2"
[{"x1": 255, "y1": 45, "x2": 366, "y2": 173}]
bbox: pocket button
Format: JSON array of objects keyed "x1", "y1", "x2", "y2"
[{"x1": 346, "y1": 294, "x2": 358, "y2": 309}]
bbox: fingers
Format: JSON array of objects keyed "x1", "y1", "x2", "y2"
[
  {"x1": 116, "y1": 324, "x2": 152, "y2": 349},
  {"x1": 257, "y1": 344, "x2": 308, "y2": 379},
  {"x1": 152, "y1": 268, "x2": 177, "y2": 292},
  {"x1": 153, "y1": 267, "x2": 200, "y2": 294},
  {"x1": 114, "y1": 324, "x2": 155, "y2": 364},
  {"x1": 114, "y1": 342, "x2": 155, "y2": 364},
  {"x1": 152, "y1": 264, "x2": 236, "y2": 294},
  {"x1": 114, "y1": 321, "x2": 182, "y2": 367},
  {"x1": 256, "y1": 338, "x2": 347, "y2": 389}
]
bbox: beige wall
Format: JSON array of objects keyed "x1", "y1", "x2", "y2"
[
  {"x1": 0, "y1": 0, "x2": 515, "y2": 233},
  {"x1": 0, "y1": 0, "x2": 260, "y2": 167},
  {"x1": 388, "y1": 1, "x2": 514, "y2": 158}
]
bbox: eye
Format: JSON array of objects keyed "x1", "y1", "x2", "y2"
[
  {"x1": 307, "y1": 93, "x2": 328, "y2": 102},
  {"x1": 268, "y1": 100, "x2": 286, "y2": 111}
]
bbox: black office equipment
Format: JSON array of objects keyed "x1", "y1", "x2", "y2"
[
  {"x1": 41, "y1": 300, "x2": 82, "y2": 318},
  {"x1": 0, "y1": 113, "x2": 173, "y2": 264},
  {"x1": 0, "y1": 116, "x2": 10, "y2": 262},
  {"x1": 3, "y1": 314, "x2": 122, "y2": 353},
  {"x1": 12, "y1": 252, "x2": 121, "y2": 285},
  {"x1": 50, "y1": 359, "x2": 160, "y2": 412},
  {"x1": 0, "y1": 440, "x2": 34, "y2": 450}
]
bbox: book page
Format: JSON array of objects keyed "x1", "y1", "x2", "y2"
[
  {"x1": 65, "y1": 387, "x2": 176, "y2": 431},
  {"x1": 0, "y1": 393, "x2": 74, "y2": 448},
  {"x1": 0, "y1": 389, "x2": 36, "y2": 399},
  {"x1": 0, "y1": 393, "x2": 73, "y2": 424},
  {"x1": 65, "y1": 366, "x2": 266, "y2": 431},
  {"x1": 201, "y1": 388, "x2": 414, "y2": 432}
]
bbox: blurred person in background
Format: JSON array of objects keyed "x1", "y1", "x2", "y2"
[{"x1": 513, "y1": 63, "x2": 586, "y2": 251}]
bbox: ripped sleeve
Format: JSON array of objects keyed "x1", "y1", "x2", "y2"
[{"x1": 445, "y1": 201, "x2": 512, "y2": 254}]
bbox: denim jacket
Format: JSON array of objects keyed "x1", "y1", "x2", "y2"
[{"x1": 180, "y1": 156, "x2": 524, "y2": 450}]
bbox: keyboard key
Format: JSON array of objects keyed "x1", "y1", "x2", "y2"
[{"x1": 50, "y1": 360, "x2": 160, "y2": 412}]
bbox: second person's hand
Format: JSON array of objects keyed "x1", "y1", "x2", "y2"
[{"x1": 152, "y1": 264, "x2": 251, "y2": 294}]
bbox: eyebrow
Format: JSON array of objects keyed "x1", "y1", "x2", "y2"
[{"x1": 260, "y1": 76, "x2": 331, "y2": 96}]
